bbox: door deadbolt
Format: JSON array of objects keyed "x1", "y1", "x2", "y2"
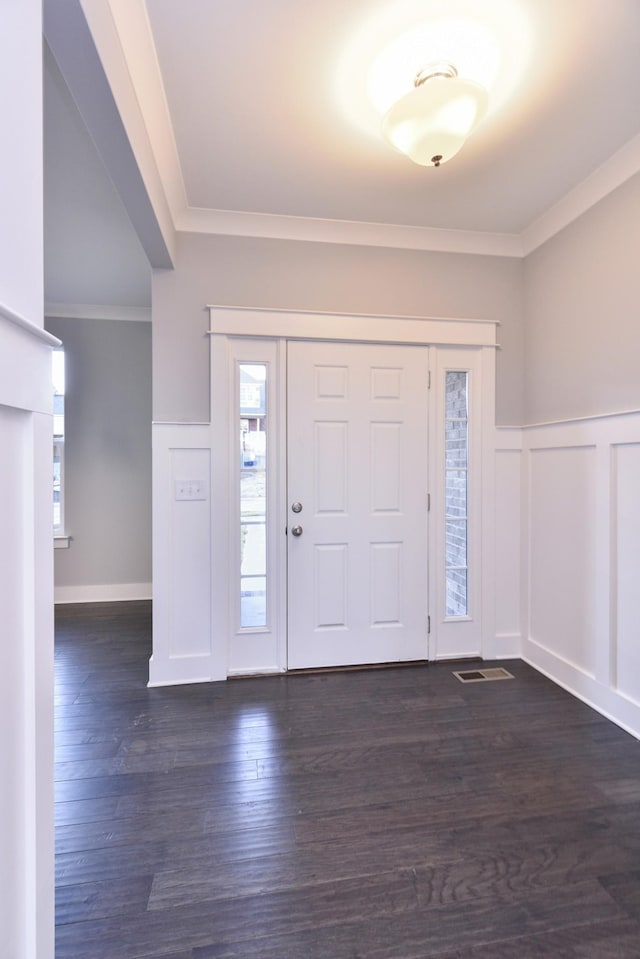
[
  {"x1": 291, "y1": 502, "x2": 303, "y2": 513},
  {"x1": 291, "y1": 525, "x2": 303, "y2": 537}
]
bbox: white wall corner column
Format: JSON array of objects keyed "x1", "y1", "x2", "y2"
[
  {"x1": 521, "y1": 410, "x2": 640, "y2": 739},
  {"x1": 1, "y1": 4, "x2": 53, "y2": 951},
  {"x1": 149, "y1": 423, "x2": 221, "y2": 686},
  {"x1": 0, "y1": 307, "x2": 59, "y2": 959}
]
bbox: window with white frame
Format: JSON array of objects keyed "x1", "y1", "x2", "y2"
[
  {"x1": 444, "y1": 370, "x2": 469, "y2": 616},
  {"x1": 52, "y1": 348, "x2": 65, "y2": 534},
  {"x1": 239, "y1": 363, "x2": 267, "y2": 628}
]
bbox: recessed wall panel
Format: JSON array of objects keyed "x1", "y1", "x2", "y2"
[
  {"x1": 315, "y1": 545, "x2": 347, "y2": 628},
  {"x1": 171, "y1": 448, "x2": 212, "y2": 658},
  {"x1": 371, "y1": 543, "x2": 402, "y2": 625},
  {"x1": 371, "y1": 367, "x2": 402, "y2": 400},
  {"x1": 529, "y1": 446, "x2": 597, "y2": 677},
  {"x1": 613, "y1": 443, "x2": 640, "y2": 704},
  {"x1": 370, "y1": 422, "x2": 401, "y2": 512},
  {"x1": 315, "y1": 365, "x2": 347, "y2": 400},
  {"x1": 495, "y1": 448, "x2": 521, "y2": 638},
  {"x1": 315, "y1": 421, "x2": 347, "y2": 513}
]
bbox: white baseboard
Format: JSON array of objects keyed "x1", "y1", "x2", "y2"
[
  {"x1": 523, "y1": 639, "x2": 640, "y2": 741},
  {"x1": 54, "y1": 582, "x2": 152, "y2": 604},
  {"x1": 147, "y1": 652, "x2": 226, "y2": 687}
]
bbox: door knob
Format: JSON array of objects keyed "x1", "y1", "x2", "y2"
[
  {"x1": 291, "y1": 525, "x2": 303, "y2": 537},
  {"x1": 291, "y1": 502, "x2": 303, "y2": 513}
]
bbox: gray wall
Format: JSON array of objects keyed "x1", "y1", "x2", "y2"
[
  {"x1": 523, "y1": 171, "x2": 640, "y2": 424},
  {"x1": 45, "y1": 316, "x2": 152, "y2": 589},
  {"x1": 153, "y1": 232, "x2": 525, "y2": 426}
]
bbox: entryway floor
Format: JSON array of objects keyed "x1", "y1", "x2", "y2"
[{"x1": 55, "y1": 602, "x2": 640, "y2": 957}]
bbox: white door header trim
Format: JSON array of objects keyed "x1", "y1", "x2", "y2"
[{"x1": 207, "y1": 306, "x2": 498, "y2": 348}]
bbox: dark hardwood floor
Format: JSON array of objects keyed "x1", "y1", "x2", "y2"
[{"x1": 55, "y1": 602, "x2": 640, "y2": 958}]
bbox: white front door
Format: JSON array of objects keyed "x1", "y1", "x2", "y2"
[{"x1": 286, "y1": 340, "x2": 430, "y2": 669}]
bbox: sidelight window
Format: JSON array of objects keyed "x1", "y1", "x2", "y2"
[
  {"x1": 53, "y1": 348, "x2": 65, "y2": 534},
  {"x1": 444, "y1": 370, "x2": 469, "y2": 616},
  {"x1": 239, "y1": 363, "x2": 267, "y2": 628}
]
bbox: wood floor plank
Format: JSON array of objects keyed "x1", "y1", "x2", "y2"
[
  {"x1": 55, "y1": 796, "x2": 122, "y2": 826},
  {"x1": 599, "y1": 869, "x2": 640, "y2": 921},
  {"x1": 187, "y1": 879, "x2": 625, "y2": 959},
  {"x1": 56, "y1": 874, "x2": 153, "y2": 923},
  {"x1": 429, "y1": 916, "x2": 640, "y2": 958}
]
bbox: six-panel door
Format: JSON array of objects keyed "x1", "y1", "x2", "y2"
[{"x1": 286, "y1": 341, "x2": 430, "y2": 669}]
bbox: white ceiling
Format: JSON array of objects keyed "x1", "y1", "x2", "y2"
[
  {"x1": 43, "y1": 0, "x2": 640, "y2": 309},
  {"x1": 144, "y1": 0, "x2": 640, "y2": 234}
]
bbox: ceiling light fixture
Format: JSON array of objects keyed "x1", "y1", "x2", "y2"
[{"x1": 381, "y1": 63, "x2": 488, "y2": 167}]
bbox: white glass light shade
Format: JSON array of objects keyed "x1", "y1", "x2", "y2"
[{"x1": 382, "y1": 75, "x2": 488, "y2": 167}]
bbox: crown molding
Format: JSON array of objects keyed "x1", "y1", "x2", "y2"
[
  {"x1": 77, "y1": 4, "x2": 640, "y2": 263},
  {"x1": 521, "y1": 133, "x2": 640, "y2": 256},
  {"x1": 45, "y1": 303, "x2": 151, "y2": 322},
  {"x1": 176, "y1": 134, "x2": 640, "y2": 258},
  {"x1": 177, "y1": 206, "x2": 524, "y2": 257}
]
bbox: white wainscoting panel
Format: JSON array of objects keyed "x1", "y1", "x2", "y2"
[
  {"x1": 150, "y1": 425, "x2": 219, "y2": 685},
  {"x1": 170, "y1": 448, "x2": 211, "y2": 658},
  {"x1": 494, "y1": 435, "x2": 522, "y2": 657},
  {"x1": 522, "y1": 412, "x2": 640, "y2": 739},
  {"x1": 529, "y1": 445, "x2": 599, "y2": 679},
  {"x1": 612, "y1": 442, "x2": 640, "y2": 705}
]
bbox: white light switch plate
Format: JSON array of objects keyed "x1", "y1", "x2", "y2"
[{"x1": 174, "y1": 479, "x2": 206, "y2": 501}]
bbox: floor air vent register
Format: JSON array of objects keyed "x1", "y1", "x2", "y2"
[{"x1": 453, "y1": 667, "x2": 515, "y2": 683}]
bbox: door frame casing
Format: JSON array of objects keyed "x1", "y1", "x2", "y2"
[{"x1": 209, "y1": 306, "x2": 498, "y2": 678}]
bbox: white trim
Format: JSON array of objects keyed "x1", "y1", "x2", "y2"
[
  {"x1": 227, "y1": 667, "x2": 285, "y2": 678},
  {"x1": 523, "y1": 649, "x2": 640, "y2": 742},
  {"x1": 523, "y1": 407, "x2": 640, "y2": 430},
  {"x1": 180, "y1": 207, "x2": 523, "y2": 257},
  {"x1": 0, "y1": 301, "x2": 60, "y2": 346},
  {"x1": 521, "y1": 133, "x2": 640, "y2": 255},
  {"x1": 148, "y1": 672, "x2": 216, "y2": 688},
  {"x1": 105, "y1": 0, "x2": 188, "y2": 222},
  {"x1": 152, "y1": 421, "x2": 210, "y2": 427},
  {"x1": 0, "y1": 308, "x2": 59, "y2": 413},
  {"x1": 54, "y1": 582, "x2": 152, "y2": 604},
  {"x1": 45, "y1": 303, "x2": 151, "y2": 323},
  {"x1": 207, "y1": 306, "x2": 498, "y2": 348},
  {"x1": 174, "y1": 134, "x2": 640, "y2": 258},
  {"x1": 207, "y1": 304, "x2": 500, "y2": 326}
]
